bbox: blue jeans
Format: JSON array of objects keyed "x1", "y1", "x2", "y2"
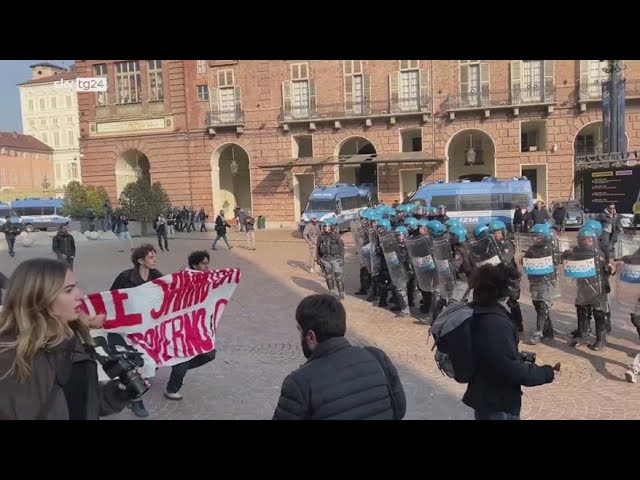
[{"x1": 474, "y1": 410, "x2": 521, "y2": 420}]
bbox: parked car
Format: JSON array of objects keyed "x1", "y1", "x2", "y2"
[{"x1": 563, "y1": 200, "x2": 585, "y2": 230}]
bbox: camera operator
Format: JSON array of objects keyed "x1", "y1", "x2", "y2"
[
  {"x1": 110, "y1": 244, "x2": 163, "y2": 418},
  {"x1": 0, "y1": 258, "x2": 148, "y2": 420},
  {"x1": 463, "y1": 263, "x2": 561, "y2": 420}
]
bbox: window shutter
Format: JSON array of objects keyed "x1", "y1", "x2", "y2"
[
  {"x1": 344, "y1": 60, "x2": 352, "y2": 76},
  {"x1": 218, "y1": 70, "x2": 225, "y2": 87},
  {"x1": 460, "y1": 63, "x2": 470, "y2": 106},
  {"x1": 209, "y1": 85, "x2": 219, "y2": 113},
  {"x1": 510, "y1": 60, "x2": 522, "y2": 104},
  {"x1": 309, "y1": 79, "x2": 316, "y2": 115},
  {"x1": 400, "y1": 60, "x2": 409, "y2": 70},
  {"x1": 363, "y1": 73, "x2": 371, "y2": 114},
  {"x1": 480, "y1": 62, "x2": 490, "y2": 106},
  {"x1": 543, "y1": 60, "x2": 555, "y2": 102},
  {"x1": 353, "y1": 60, "x2": 362, "y2": 74},
  {"x1": 300, "y1": 63, "x2": 308, "y2": 79},
  {"x1": 580, "y1": 60, "x2": 589, "y2": 100},
  {"x1": 389, "y1": 71, "x2": 400, "y2": 111},
  {"x1": 226, "y1": 70, "x2": 234, "y2": 86},
  {"x1": 345, "y1": 75, "x2": 353, "y2": 113},
  {"x1": 282, "y1": 81, "x2": 292, "y2": 118},
  {"x1": 234, "y1": 86, "x2": 242, "y2": 117},
  {"x1": 419, "y1": 68, "x2": 430, "y2": 110}
]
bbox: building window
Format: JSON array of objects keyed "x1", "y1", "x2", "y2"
[
  {"x1": 55, "y1": 163, "x2": 62, "y2": 180},
  {"x1": 389, "y1": 61, "x2": 430, "y2": 113},
  {"x1": 71, "y1": 162, "x2": 78, "y2": 179},
  {"x1": 10, "y1": 169, "x2": 17, "y2": 185},
  {"x1": 66, "y1": 96, "x2": 72, "y2": 107},
  {"x1": 197, "y1": 60, "x2": 207, "y2": 74},
  {"x1": 68, "y1": 131, "x2": 74, "y2": 146},
  {"x1": 22, "y1": 171, "x2": 30, "y2": 185},
  {"x1": 28, "y1": 119, "x2": 35, "y2": 128},
  {"x1": 217, "y1": 70, "x2": 237, "y2": 122},
  {"x1": 94, "y1": 64, "x2": 108, "y2": 106},
  {"x1": 115, "y1": 61, "x2": 141, "y2": 104},
  {"x1": 459, "y1": 61, "x2": 490, "y2": 108},
  {"x1": 53, "y1": 131, "x2": 60, "y2": 147},
  {"x1": 197, "y1": 85, "x2": 209, "y2": 102},
  {"x1": 41, "y1": 119, "x2": 46, "y2": 127},
  {"x1": 520, "y1": 121, "x2": 546, "y2": 152},
  {"x1": 293, "y1": 135, "x2": 313, "y2": 158},
  {"x1": 401, "y1": 129, "x2": 423, "y2": 152},
  {"x1": 52, "y1": 118, "x2": 58, "y2": 126},
  {"x1": 580, "y1": 60, "x2": 609, "y2": 100},
  {"x1": 39, "y1": 98, "x2": 45, "y2": 110},
  {"x1": 42, "y1": 132, "x2": 48, "y2": 144},
  {"x1": 291, "y1": 63, "x2": 309, "y2": 118},
  {"x1": 28, "y1": 99, "x2": 34, "y2": 111},
  {"x1": 521, "y1": 60, "x2": 542, "y2": 102},
  {"x1": 51, "y1": 97, "x2": 57, "y2": 109},
  {"x1": 148, "y1": 60, "x2": 164, "y2": 101},
  {"x1": 576, "y1": 134, "x2": 596, "y2": 156},
  {"x1": 344, "y1": 61, "x2": 369, "y2": 115}
]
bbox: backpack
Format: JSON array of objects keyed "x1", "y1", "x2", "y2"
[{"x1": 430, "y1": 298, "x2": 476, "y2": 384}]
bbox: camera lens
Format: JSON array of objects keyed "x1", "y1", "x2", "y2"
[{"x1": 123, "y1": 369, "x2": 149, "y2": 398}]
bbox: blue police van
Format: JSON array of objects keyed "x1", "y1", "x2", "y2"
[
  {"x1": 299, "y1": 183, "x2": 374, "y2": 233},
  {"x1": 406, "y1": 176, "x2": 534, "y2": 232},
  {"x1": 11, "y1": 198, "x2": 69, "y2": 232}
]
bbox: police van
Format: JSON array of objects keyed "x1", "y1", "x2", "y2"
[
  {"x1": 0, "y1": 203, "x2": 20, "y2": 226},
  {"x1": 299, "y1": 183, "x2": 373, "y2": 233},
  {"x1": 11, "y1": 198, "x2": 69, "y2": 232},
  {"x1": 406, "y1": 176, "x2": 534, "y2": 232}
]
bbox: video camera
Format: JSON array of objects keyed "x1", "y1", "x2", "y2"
[
  {"x1": 520, "y1": 351, "x2": 536, "y2": 364},
  {"x1": 96, "y1": 350, "x2": 149, "y2": 399}
]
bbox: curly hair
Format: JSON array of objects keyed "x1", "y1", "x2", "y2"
[{"x1": 469, "y1": 263, "x2": 521, "y2": 306}]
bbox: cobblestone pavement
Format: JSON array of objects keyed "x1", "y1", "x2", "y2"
[{"x1": 2, "y1": 228, "x2": 639, "y2": 420}]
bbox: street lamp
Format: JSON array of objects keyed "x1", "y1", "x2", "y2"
[
  {"x1": 466, "y1": 134, "x2": 476, "y2": 165},
  {"x1": 230, "y1": 147, "x2": 238, "y2": 176}
]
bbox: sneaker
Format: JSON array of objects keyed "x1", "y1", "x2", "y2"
[
  {"x1": 128, "y1": 401, "x2": 149, "y2": 418},
  {"x1": 164, "y1": 391, "x2": 184, "y2": 401},
  {"x1": 625, "y1": 370, "x2": 637, "y2": 383}
]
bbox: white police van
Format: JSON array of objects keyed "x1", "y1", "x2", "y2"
[{"x1": 299, "y1": 183, "x2": 374, "y2": 233}]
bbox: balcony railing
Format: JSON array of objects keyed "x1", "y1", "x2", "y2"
[
  {"x1": 579, "y1": 79, "x2": 640, "y2": 102},
  {"x1": 279, "y1": 96, "x2": 431, "y2": 123},
  {"x1": 446, "y1": 85, "x2": 556, "y2": 112},
  {"x1": 206, "y1": 107, "x2": 245, "y2": 126}
]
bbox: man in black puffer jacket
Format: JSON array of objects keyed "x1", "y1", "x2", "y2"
[{"x1": 273, "y1": 294, "x2": 406, "y2": 420}]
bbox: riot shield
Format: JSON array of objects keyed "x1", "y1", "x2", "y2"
[
  {"x1": 515, "y1": 233, "x2": 560, "y2": 301},
  {"x1": 405, "y1": 234, "x2": 438, "y2": 292},
  {"x1": 367, "y1": 227, "x2": 380, "y2": 276},
  {"x1": 616, "y1": 236, "x2": 640, "y2": 314},
  {"x1": 432, "y1": 236, "x2": 456, "y2": 300},
  {"x1": 467, "y1": 235, "x2": 503, "y2": 268},
  {"x1": 378, "y1": 231, "x2": 408, "y2": 287},
  {"x1": 561, "y1": 240, "x2": 604, "y2": 307},
  {"x1": 355, "y1": 225, "x2": 371, "y2": 273}
]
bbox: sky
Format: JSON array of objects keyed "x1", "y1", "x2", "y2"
[{"x1": 0, "y1": 60, "x2": 73, "y2": 133}]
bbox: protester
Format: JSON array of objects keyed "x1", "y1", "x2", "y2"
[
  {"x1": 532, "y1": 201, "x2": 551, "y2": 225},
  {"x1": 52, "y1": 224, "x2": 76, "y2": 271},
  {"x1": 245, "y1": 210, "x2": 256, "y2": 250},
  {"x1": 116, "y1": 214, "x2": 133, "y2": 251},
  {"x1": 155, "y1": 213, "x2": 169, "y2": 252},
  {"x1": 212, "y1": 210, "x2": 233, "y2": 250},
  {"x1": 164, "y1": 250, "x2": 216, "y2": 400},
  {"x1": 110, "y1": 244, "x2": 163, "y2": 418},
  {"x1": 512, "y1": 205, "x2": 523, "y2": 233},
  {"x1": 462, "y1": 263, "x2": 560, "y2": 420},
  {"x1": 273, "y1": 294, "x2": 406, "y2": 420},
  {"x1": 0, "y1": 258, "x2": 145, "y2": 420},
  {"x1": 552, "y1": 202, "x2": 567, "y2": 233}
]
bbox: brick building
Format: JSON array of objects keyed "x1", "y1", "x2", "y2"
[
  {"x1": 0, "y1": 132, "x2": 54, "y2": 202},
  {"x1": 75, "y1": 60, "x2": 640, "y2": 227}
]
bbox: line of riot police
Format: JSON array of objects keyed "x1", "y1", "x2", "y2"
[{"x1": 344, "y1": 204, "x2": 640, "y2": 355}]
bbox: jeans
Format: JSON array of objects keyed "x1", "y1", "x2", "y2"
[
  {"x1": 166, "y1": 350, "x2": 217, "y2": 394},
  {"x1": 212, "y1": 234, "x2": 231, "y2": 249},
  {"x1": 157, "y1": 230, "x2": 168, "y2": 250},
  {"x1": 308, "y1": 244, "x2": 317, "y2": 270},
  {"x1": 246, "y1": 230, "x2": 255, "y2": 249},
  {"x1": 119, "y1": 231, "x2": 133, "y2": 250},
  {"x1": 167, "y1": 225, "x2": 175, "y2": 238},
  {"x1": 474, "y1": 410, "x2": 521, "y2": 420},
  {"x1": 6, "y1": 238, "x2": 15, "y2": 256},
  {"x1": 58, "y1": 255, "x2": 74, "y2": 271}
]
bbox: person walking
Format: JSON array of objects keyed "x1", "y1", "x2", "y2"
[
  {"x1": 212, "y1": 210, "x2": 233, "y2": 250},
  {"x1": 303, "y1": 216, "x2": 321, "y2": 273},
  {"x1": 245, "y1": 210, "x2": 256, "y2": 250}
]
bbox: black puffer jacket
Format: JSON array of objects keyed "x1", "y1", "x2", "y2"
[
  {"x1": 462, "y1": 304, "x2": 555, "y2": 415},
  {"x1": 273, "y1": 337, "x2": 406, "y2": 420}
]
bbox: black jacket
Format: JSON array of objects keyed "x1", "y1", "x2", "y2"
[
  {"x1": 110, "y1": 267, "x2": 164, "y2": 290},
  {"x1": 215, "y1": 215, "x2": 230, "y2": 236},
  {"x1": 273, "y1": 337, "x2": 406, "y2": 420},
  {"x1": 52, "y1": 232, "x2": 76, "y2": 258},
  {"x1": 532, "y1": 207, "x2": 551, "y2": 225},
  {"x1": 1, "y1": 221, "x2": 21, "y2": 240},
  {"x1": 512, "y1": 209, "x2": 523, "y2": 227},
  {"x1": 462, "y1": 304, "x2": 555, "y2": 415},
  {"x1": 552, "y1": 207, "x2": 567, "y2": 226}
]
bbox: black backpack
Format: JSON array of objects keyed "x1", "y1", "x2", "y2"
[{"x1": 430, "y1": 298, "x2": 476, "y2": 383}]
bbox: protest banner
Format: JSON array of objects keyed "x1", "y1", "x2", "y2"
[{"x1": 80, "y1": 268, "x2": 240, "y2": 381}]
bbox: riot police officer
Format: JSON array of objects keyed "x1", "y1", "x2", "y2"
[
  {"x1": 449, "y1": 224, "x2": 473, "y2": 300},
  {"x1": 375, "y1": 218, "x2": 394, "y2": 308},
  {"x1": 389, "y1": 226, "x2": 413, "y2": 316},
  {"x1": 426, "y1": 207, "x2": 437, "y2": 221},
  {"x1": 436, "y1": 205, "x2": 450, "y2": 224},
  {"x1": 489, "y1": 220, "x2": 524, "y2": 333},
  {"x1": 316, "y1": 218, "x2": 345, "y2": 300},
  {"x1": 522, "y1": 223, "x2": 559, "y2": 344},
  {"x1": 563, "y1": 227, "x2": 612, "y2": 350},
  {"x1": 354, "y1": 210, "x2": 372, "y2": 296}
]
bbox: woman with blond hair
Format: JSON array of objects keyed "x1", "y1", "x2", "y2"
[{"x1": 0, "y1": 258, "x2": 145, "y2": 420}]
